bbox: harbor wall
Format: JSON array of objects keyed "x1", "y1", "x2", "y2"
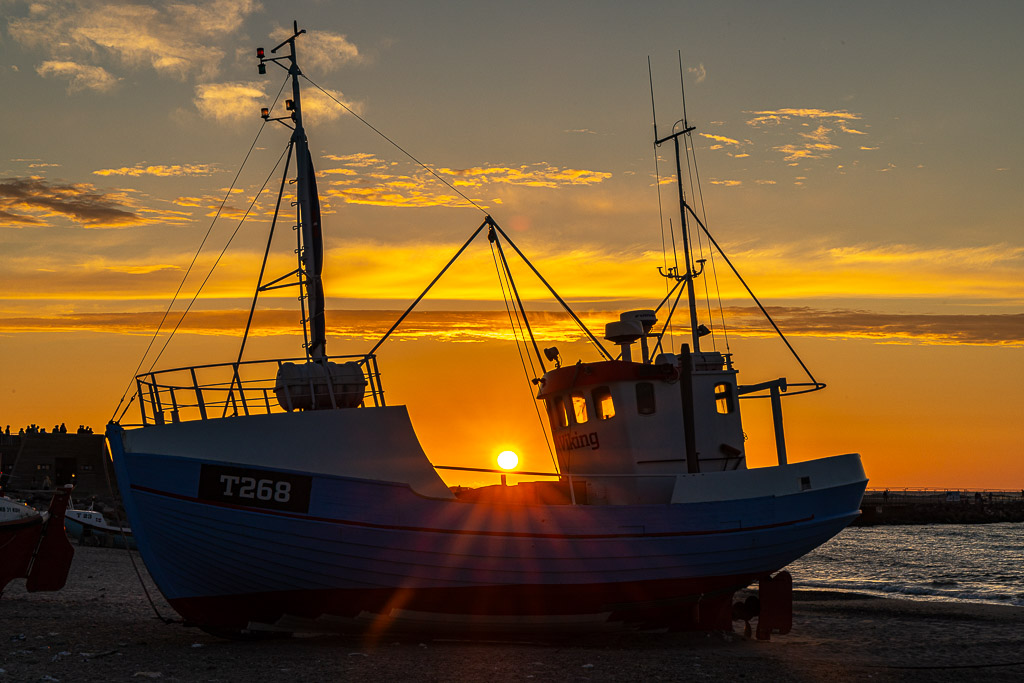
[{"x1": 855, "y1": 489, "x2": 1024, "y2": 525}]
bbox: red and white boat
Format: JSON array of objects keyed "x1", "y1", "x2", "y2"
[{"x1": 0, "y1": 486, "x2": 75, "y2": 596}]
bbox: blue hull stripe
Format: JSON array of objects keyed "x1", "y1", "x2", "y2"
[{"x1": 130, "y1": 482, "x2": 815, "y2": 540}]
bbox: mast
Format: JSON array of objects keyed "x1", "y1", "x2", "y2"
[
  {"x1": 650, "y1": 58, "x2": 702, "y2": 353},
  {"x1": 260, "y1": 22, "x2": 326, "y2": 360},
  {"x1": 654, "y1": 124, "x2": 701, "y2": 353}
]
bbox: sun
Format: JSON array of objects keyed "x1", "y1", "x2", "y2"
[{"x1": 497, "y1": 450, "x2": 519, "y2": 470}]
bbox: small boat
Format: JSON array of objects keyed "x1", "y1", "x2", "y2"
[
  {"x1": 65, "y1": 502, "x2": 136, "y2": 549},
  {"x1": 0, "y1": 495, "x2": 38, "y2": 524},
  {"x1": 107, "y1": 24, "x2": 866, "y2": 637},
  {"x1": 0, "y1": 486, "x2": 75, "y2": 595}
]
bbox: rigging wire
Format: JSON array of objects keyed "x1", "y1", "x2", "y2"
[
  {"x1": 676, "y1": 53, "x2": 731, "y2": 355},
  {"x1": 301, "y1": 74, "x2": 488, "y2": 214},
  {"x1": 653, "y1": 277, "x2": 685, "y2": 315},
  {"x1": 493, "y1": 235, "x2": 545, "y2": 373},
  {"x1": 683, "y1": 111, "x2": 731, "y2": 355},
  {"x1": 146, "y1": 145, "x2": 291, "y2": 368},
  {"x1": 490, "y1": 241, "x2": 531, "y2": 373},
  {"x1": 101, "y1": 447, "x2": 179, "y2": 624},
  {"x1": 114, "y1": 143, "x2": 292, "y2": 423},
  {"x1": 682, "y1": 201, "x2": 821, "y2": 388},
  {"x1": 237, "y1": 141, "x2": 295, "y2": 362},
  {"x1": 673, "y1": 53, "x2": 716, "y2": 350},
  {"x1": 109, "y1": 75, "x2": 291, "y2": 423},
  {"x1": 294, "y1": 171, "x2": 311, "y2": 356},
  {"x1": 648, "y1": 58, "x2": 672, "y2": 279},
  {"x1": 489, "y1": 238, "x2": 559, "y2": 472},
  {"x1": 652, "y1": 280, "x2": 688, "y2": 358},
  {"x1": 650, "y1": 61, "x2": 684, "y2": 353},
  {"x1": 489, "y1": 219, "x2": 613, "y2": 361},
  {"x1": 367, "y1": 220, "x2": 490, "y2": 356},
  {"x1": 305, "y1": 74, "x2": 612, "y2": 363},
  {"x1": 681, "y1": 130, "x2": 717, "y2": 347}
]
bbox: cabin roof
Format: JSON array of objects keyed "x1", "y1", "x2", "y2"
[{"x1": 537, "y1": 360, "x2": 678, "y2": 397}]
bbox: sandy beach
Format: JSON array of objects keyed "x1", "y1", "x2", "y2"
[{"x1": 3, "y1": 547, "x2": 1023, "y2": 682}]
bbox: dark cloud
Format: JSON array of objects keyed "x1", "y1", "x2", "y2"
[
  {"x1": 0, "y1": 176, "x2": 144, "y2": 228},
  {"x1": 2, "y1": 307, "x2": 1022, "y2": 347},
  {"x1": 0, "y1": 207, "x2": 45, "y2": 226},
  {"x1": 726, "y1": 306, "x2": 1024, "y2": 347}
]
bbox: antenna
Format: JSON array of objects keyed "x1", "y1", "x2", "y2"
[
  {"x1": 677, "y1": 50, "x2": 690, "y2": 130},
  {"x1": 652, "y1": 58, "x2": 701, "y2": 353},
  {"x1": 648, "y1": 57, "x2": 659, "y2": 142}
]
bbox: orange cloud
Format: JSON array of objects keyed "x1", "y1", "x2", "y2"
[
  {"x1": 323, "y1": 152, "x2": 381, "y2": 167},
  {"x1": 776, "y1": 142, "x2": 840, "y2": 161},
  {"x1": 36, "y1": 60, "x2": 119, "y2": 92},
  {"x1": 9, "y1": 0, "x2": 259, "y2": 82},
  {"x1": 268, "y1": 27, "x2": 364, "y2": 71},
  {"x1": 326, "y1": 186, "x2": 466, "y2": 208},
  {"x1": 93, "y1": 164, "x2": 220, "y2": 177},
  {"x1": 193, "y1": 82, "x2": 266, "y2": 121},
  {"x1": 319, "y1": 154, "x2": 612, "y2": 208},
  {"x1": 746, "y1": 108, "x2": 862, "y2": 126},
  {"x1": 741, "y1": 109, "x2": 869, "y2": 166},
  {"x1": 701, "y1": 133, "x2": 742, "y2": 146}
]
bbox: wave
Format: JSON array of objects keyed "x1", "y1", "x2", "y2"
[
  {"x1": 788, "y1": 523, "x2": 1024, "y2": 608},
  {"x1": 794, "y1": 578, "x2": 1024, "y2": 607}
]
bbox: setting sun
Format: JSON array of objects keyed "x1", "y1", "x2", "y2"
[{"x1": 497, "y1": 450, "x2": 519, "y2": 470}]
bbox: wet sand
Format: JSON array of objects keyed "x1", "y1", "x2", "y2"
[{"x1": 3, "y1": 547, "x2": 1023, "y2": 682}]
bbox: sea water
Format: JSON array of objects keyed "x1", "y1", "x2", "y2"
[{"x1": 787, "y1": 522, "x2": 1024, "y2": 607}]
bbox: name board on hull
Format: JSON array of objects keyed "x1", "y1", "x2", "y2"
[{"x1": 197, "y1": 464, "x2": 312, "y2": 514}]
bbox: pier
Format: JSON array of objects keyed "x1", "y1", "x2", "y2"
[{"x1": 855, "y1": 488, "x2": 1024, "y2": 525}]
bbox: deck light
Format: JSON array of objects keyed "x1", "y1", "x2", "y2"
[
  {"x1": 260, "y1": 107, "x2": 269, "y2": 119},
  {"x1": 697, "y1": 324, "x2": 711, "y2": 337}
]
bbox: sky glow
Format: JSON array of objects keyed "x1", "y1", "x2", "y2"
[{"x1": 1, "y1": 1, "x2": 1022, "y2": 487}]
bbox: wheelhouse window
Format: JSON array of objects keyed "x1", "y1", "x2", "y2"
[
  {"x1": 636, "y1": 382, "x2": 656, "y2": 415},
  {"x1": 593, "y1": 386, "x2": 615, "y2": 420},
  {"x1": 551, "y1": 397, "x2": 569, "y2": 428},
  {"x1": 571, "y1": 393, "x2": 589, "y2": 424},
  {"x1": 715, "y1": 382, "x2": 735, "y2": 414}
]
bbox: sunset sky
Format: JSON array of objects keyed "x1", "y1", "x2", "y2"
[{"x1": 1, "y1": 1, "x2": 1021, "y2": 489}]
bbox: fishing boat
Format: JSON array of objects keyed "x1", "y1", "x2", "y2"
[
  {"x1": 0, "y1": 487, "x2": 75, "y2": 596},
  {"x1": 65, "y1": 502, "x2": 136, "y2": 549},
  {"x1": 0, "y1": 495, "x2": 38, "y2": 525},
  {"x1": 106, "y1": 24, "x2": 867, "y2": 637}
]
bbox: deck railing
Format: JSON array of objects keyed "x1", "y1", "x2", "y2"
[{"x1": 131, "y1": 355, "x2": 385, "y2": 426}]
